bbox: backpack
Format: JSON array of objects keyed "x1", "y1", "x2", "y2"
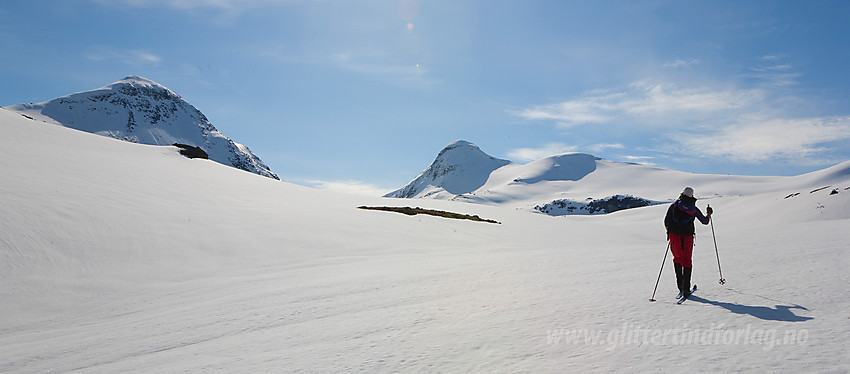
[
  {"x1": 671, "y1": 201, "x2": 696, "y2": 225},
  {"x1": 668, "y1": 194, "x2": 699, "y2": 235}
]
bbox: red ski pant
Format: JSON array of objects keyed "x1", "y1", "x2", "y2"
[{"x1": 669, "y1": 233, "x2": 694, "y2": 268}]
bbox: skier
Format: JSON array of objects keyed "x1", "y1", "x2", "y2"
[{"x1": 664, "y1": 187, "x2": 713, "y2": 298}]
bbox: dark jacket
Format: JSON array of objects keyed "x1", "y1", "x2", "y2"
[{"x1": 664, "y1": 194, "x2": 710, "y2": 235}]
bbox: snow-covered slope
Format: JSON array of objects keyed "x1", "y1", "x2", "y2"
[
  {"x1": 4, "y1": 76, "x2": 278, "y2": 180},
  {"x1": 1, "y1": 112, "x2": 849, "y2": 372},
  {"x1": 389, "y1": 140, "x2": 850, "y2": 216},
  {"x1": 385, "y1": 140, "x2": 512, "y2": 198}
]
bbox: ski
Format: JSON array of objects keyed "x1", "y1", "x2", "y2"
[
  {"x1": 675, "y1": 284, "x2": 697, "y2": 299},
  {"x1": 676, "y1": 285, "x2": 697, "y2": 304}
]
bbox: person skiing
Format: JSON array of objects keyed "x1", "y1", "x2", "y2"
[{"x1": 664, "y1": 187, "x2": 713, "y2": 298}]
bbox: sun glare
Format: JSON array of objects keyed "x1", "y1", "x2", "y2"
[{"x1": 398, "y1": 0, "x2": 419, "y2": 31}]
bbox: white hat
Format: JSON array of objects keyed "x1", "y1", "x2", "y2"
[{"x1": 682, "y1": 187, "x2": 694, "y2": 198}]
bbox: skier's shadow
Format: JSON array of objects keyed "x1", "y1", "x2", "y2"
[{"x1": 688, "y1": 296, "x2": 813, "y2": 322}]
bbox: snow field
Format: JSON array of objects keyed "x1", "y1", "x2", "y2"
[{"x1": 1, "y1": 109, "x2": 849, "y2": 372}]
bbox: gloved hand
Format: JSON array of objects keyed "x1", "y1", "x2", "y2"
[{"x1": 706, "y1": 206, "x2": 714, "y2": 215}]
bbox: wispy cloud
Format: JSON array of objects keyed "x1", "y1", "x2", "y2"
[
  {"x1": 330, "y1": 55, "x2": 435, "y2": 86},
  {"x1": 514, "y1": 77, "x2": 850, "y2": 164},
  {"x1": 506, "y1": 143, "x2": 626, "y2": 162},
  {"x1": 307, "y1": 180, "x2": 391, "y2": 196},
  {"x1": 507, "y1": 143, "x2": 578, "y2": 163},
  {"x1": 746, "y1": 56, "x2": 801, "y2": 87},
  {"x1": 258, "y1": 45, "x2": 437, "y2": 87},
  {"x1": 86, "y1": 48, "x2": 163, "y2": 66},
  {"x1": 677, "y1": 116, "x2": 850, "y2": 162},
  {"x1": 625, "y1": 82, "x2": 763, "y2": 117},
  {"x1": 663, "y1": 58, "x2": 700, "y2": 68},
  {"x1": 89, "y1": 0, "x2": 292, "y2": 18},
  {"x1": 621, "y1": 155, "x2": 657, "y2": 166},
  {"x1": 91, "y1": 0, "x2": 285, "y2": 10},
  {"x1": 587, "y1": 143, "x2": 624, "y2": 152},
  {"x1": 511, "y1": 91, "x2": 622, "y2": 127},
  {"x1": 513, "y1": 81, "x2": 764, "y2": 128}
]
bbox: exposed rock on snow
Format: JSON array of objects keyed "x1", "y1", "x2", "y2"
[
  {"x1": 174, "y1": 143, "x2": 209, "y2": 159},
  {"x1": 357, "y1": 206, "x2": 501, "y2": 224},
  {"x1": 535, "y1": 195, "x2": 658, "y2": 216},
  {"x1": 4, "y1": 75, "x2": 279, "y2": 180}
]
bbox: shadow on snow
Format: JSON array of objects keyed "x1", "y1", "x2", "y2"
[{"x1": 687, "y1": 296, "x2": 813, "y2": 322}]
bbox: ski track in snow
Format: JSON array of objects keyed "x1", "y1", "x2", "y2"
[{"x1": 1, "y1": 108, "x2": 849, "y2": 372}]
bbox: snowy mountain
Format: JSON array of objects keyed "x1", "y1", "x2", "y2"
[
  {"x1": 4, "y1": 76, "x2": 279, "y2": 180},
  {"x1": 2, "y1": 109, "x2": 850, "y2": 372},
  {"x1": 387, "y1": 140, "x2": 850, "y2": 215},
  {"x1": 385, "y1": 140, "x2": 512, "y2": 198}
]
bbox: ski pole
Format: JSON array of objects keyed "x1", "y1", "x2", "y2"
[
  {"x1": 649, "y1": 241, "x2": 671, "y2": 302},
  {"x1": 708, "y1": 204, "x2": 726, "y2": 285}
]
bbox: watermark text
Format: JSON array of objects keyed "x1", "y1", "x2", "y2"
[{"x1": 546, "y1": 323, "x2": 808, "y2": 351}]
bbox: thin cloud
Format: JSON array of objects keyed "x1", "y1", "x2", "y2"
[
  {"x1": 506, "y1": 143, "x2": 625, "y2": 162},
  {"x1": 663, "y1": 58, "x2": 700, "y2": 68},
  {"x1": 89, "y1": 0, "x2": 292, "y2": 17},
  {"x1": 86, "y1": 48, "x2": 163, "y2": 66},
  {"x1": 307, "y1": 180, "x2": 392, "y2": 196},
  {"x1": 748, "y1": 72, "x2": 801, "y2": 88},
  {"x1": 676, "y1": 116, "x2": 850, "y2": 162},
  {"x1": 511, "y1": 91, "x2": 623, "y2": 126},
  {"x1": 764, "y1": 65, "x2": 792, "y2": 71},
  {"x1": 627, "y1": 81, "x2": 767, "y2": 116},
  {"x1": 745, "y1": 54, "x2": 801, "y2": 87},
  {"x1": 507, "y1": 143, "x2": 578, "y2": 163},
  {"x1": 620, "y1": 155, "x2": 658, "y2": 167},
  {"x1": 514, "y1": 78, "x2": 850, "y2": 164},
  {"x1": 258, "y1": 46, "x2": 438, "y2": 87},
  {"x1": 587, "y1": 143, "x2": 624, "y2": 152},
  {"x1": 91, "y1": 0, "x2": 284, "y2": 10},
  {"x1": 514, "y1": 81, "x2": 764, "y2": 128},
  {"x1": 333, "y1": 58, "x2": 435, "y2": 86}
]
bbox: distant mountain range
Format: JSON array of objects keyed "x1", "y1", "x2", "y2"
[
  {"x1": 387, "y1": 140, "x2": 850, "y2": 215},
  {"x1": 4, "y1": 76, "x2": 278, "y2": 180},
  {"x1": 5, "y1": 77, "x2": 848, "y2": 214}
]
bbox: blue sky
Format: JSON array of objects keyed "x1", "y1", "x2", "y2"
[{"x1": 2, "y1": 1, "x2": 850, "y2": 194}]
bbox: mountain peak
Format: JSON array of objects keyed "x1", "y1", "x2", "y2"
[
  {"x1": 102, "y1": 76, "x2": 172, "y2": 93},
  {"x1": 5, "y1": 77, "x2": 279, "y2": 180},
  {"x1": 118, "y1": 75, "x2": 160, "y2": 86},
  {"x1": 443, "y1": 139, "x2": 475, "y2": 148},
  {"x1": 435, "y1": 140, "x2": 489, "y2": 160},
  {"x1": 385, "y1": 140, "x2": 511, "y2": 198},
  {"x1": 100, "y1": 75, "x2": 184, "y2": 102}
]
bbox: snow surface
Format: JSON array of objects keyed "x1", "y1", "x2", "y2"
[{"x1": 2, "y1": 109, "x2": 850, "y2": 372}]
